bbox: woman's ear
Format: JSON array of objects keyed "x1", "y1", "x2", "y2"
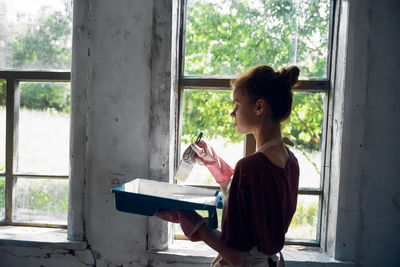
[{"x1": 255, "y1": 99, "x2": 267, "y2": 115}]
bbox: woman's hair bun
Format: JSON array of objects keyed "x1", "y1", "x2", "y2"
[{"x1": 278, "y1": 66, "x2": 300, "y2": 88}]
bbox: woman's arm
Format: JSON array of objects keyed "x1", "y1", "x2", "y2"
[
  {"x1": 197, "y1": 224, "x2": 248, "y2": 266},
  {"x1": 219, "y1": 179, "x2": 230, "y2": 199}
]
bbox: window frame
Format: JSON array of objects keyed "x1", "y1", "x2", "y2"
[
  {"x1": 174, "y1": 0, "x2": 336, "y2": 247},
  {"x1": 0, "y1": 70, "x2": 70, "y2": 229}
]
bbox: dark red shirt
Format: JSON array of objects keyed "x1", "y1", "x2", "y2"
[{"x1": 220, "y1": 150, "x2": 299, "y2": 254}]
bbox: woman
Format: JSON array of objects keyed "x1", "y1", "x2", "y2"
[{"x1": 157, "y1": 65, "x2": 300, "y2": 267}]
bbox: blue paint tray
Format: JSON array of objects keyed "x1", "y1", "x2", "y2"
[{"x1": 112, "y1": 178, "x2": 223, "y2": 229}]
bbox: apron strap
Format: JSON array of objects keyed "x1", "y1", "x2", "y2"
[{"x1": 278, "y1": 251, "x2": 285, "y2": 267}]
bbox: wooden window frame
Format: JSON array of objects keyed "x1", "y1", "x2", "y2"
[
  {"x1": 174, "y1": 0, "x2": 336, "y2": 247},
  {"x1": 0, "y1": 71, "x2": 70, "y2": 229}
]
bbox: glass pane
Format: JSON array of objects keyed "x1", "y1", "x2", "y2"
[
  {"x1": 178, "y1": 89, "x2": 244, "y2": 186},
  {"x1": 0, "y1": 176, "x2": 4, "y2": 220},
  {"x1": 0, "y1": 0, "x2": 73, "y2": 71},
  {"x1": 185, "y1": 0, "x2": 331, "y2": 79},
  {"x1": 282, "y1": 92, "x2": 325, "y2": 188},
  {"x1": 13, "y1": 177, "x2": 68, "y2": 224},
  {"x1": 286, "y1": 194, "x2": 319, "y2": 240},
  {"x1": 17, "y1": 82, "x2": 70, "y2": 174},
  {"x1": 0, "y1": 80, "x2": 5, "y2": 173}
]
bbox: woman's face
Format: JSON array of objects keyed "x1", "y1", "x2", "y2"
[{"x1": 230, "y1": 88, "x2": 258, "y2": 135}]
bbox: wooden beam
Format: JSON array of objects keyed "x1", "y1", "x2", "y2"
[
  {"x1": 179, "y1": 77, "x2": 329, "y2": 92},
  {"x1": 0, "y1": 71, "x2": 70, "y2": 82},
  {"x1": 5, "y1": 79, "x2": 19, "y2": 224}
]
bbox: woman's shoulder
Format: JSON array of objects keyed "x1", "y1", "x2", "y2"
[
  {"x1": 235, "y1": 152, "x2": 265, "y2": 169},
  {"x1": 235, "y1": 148, "x2": 299, "y2": 171}
]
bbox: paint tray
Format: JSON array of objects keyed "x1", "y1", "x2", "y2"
[{"x1": 112, "y1": 178, "x2": 223, "y2": 229}]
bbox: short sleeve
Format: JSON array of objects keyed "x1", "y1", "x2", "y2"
[{"x1": 220, "y1": 162, "x2": 252, "y2": 252}]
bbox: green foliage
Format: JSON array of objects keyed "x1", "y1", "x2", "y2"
[
  {"x1": 0, "y1": 179, "x2": 4, "y2": 209},
  {"x1": 182, "y1": 0, "x2": 330, "y2": 156},
  {"x1": 282, "y1": 92, "x2": 325, "y2": 151},
  {"x1": 0, "y1": 80, "x2": 5, "y2": 107},
  {"x1": 11, "y1": 5, "x2": 72, "y2": 69},
  {"x1": 17, "y1": 180, "x2": 69, "y2": 213},
  {"x1": 1, "y1": 80, "x2": 70, "y2": 113},
  {"x1": 20, "y1": 83, "x2": 70, "y2": 113},
  {"x1": 288, "y1": 197, "x2": 318, "y2": 239},
  {"x1": 185, "y1": 0, "x2": 330, "y2": 78},
  {"x1": 9, "y1": 2, "x2": 72, "y2": 113},
  {"x1": 182, "y1": 90, "x2": 242, "y2": 143},
  {"x1": 182, "y1": 90, "x2": 324, "y2": 152}
]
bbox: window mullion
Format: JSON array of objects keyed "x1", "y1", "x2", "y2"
[{"x1": 5, "y1": 79, "x2": 20, "y2": 224}]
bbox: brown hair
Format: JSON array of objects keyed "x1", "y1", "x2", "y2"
[{"x1": 232, "y1": 65, "x2": 300, "y2": 122}]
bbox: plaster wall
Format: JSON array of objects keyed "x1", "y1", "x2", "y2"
[
  {"x1": 332, "y1": 0, "x2": 400, "y2": 265},
  {"x1": 354, "y1": 0, "x2": 400, "y2": 265},
  {"x1": 83, "y1": 0, "x2": 153, "y2": 264}
]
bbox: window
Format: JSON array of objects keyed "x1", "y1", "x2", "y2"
[
  {"x1": 0, "y1": 0, "x2": 72, "y2": 227},
  {"x1": 174, "y1": 0, "x2": 333, "y2": 246}
]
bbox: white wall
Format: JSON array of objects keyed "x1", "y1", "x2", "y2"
[
  {"x1": 83, "y1": 0, "x2": 152, "y2": 264},
  {"x1": 0, "y1": 0, "x2": 399, "y2": 266}
]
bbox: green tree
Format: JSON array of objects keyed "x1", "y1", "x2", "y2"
[
  {"x1": 182, "y1": 0, "x2": 330, "y2": 157},
  {"x1": 0, "y1": 179, "x2": 4, "y2": 210},
  {"x1": 11, "y1": 2, "x2": 72, "y2": 113},
  {"x1": 11, "y1": 5, "x2": 72, "y2": 70},
  {"x1": 0, "y1": 80, "x2": 5, "y2": 107}
]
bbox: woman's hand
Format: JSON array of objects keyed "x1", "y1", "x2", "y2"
[
  {"x1": 189, "y1": 140, "x2": 218, "y2": 165},
  {"x1": 154, "y1": 209, "x2": 180, "y2": 223},
  {"x1": 177, "y1": 210, "x2": 207, "y2": 242},
  {"x1": 155, "y1": 210, "x2": 207, "y2": 242},
  {"x1": 190, "y1": 140, "x2": 234, "y2": 185}
]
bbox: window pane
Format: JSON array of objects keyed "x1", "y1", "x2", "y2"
[
  {"x1": 13, "y1": 177, "x2": 68, "y2": 224},
  {"x1": 282, "y1": 92, "x2": 325, "y2": 188},
  {"x1": 286, "y1": 194, "x2": 319, "y2": 240},
  {"x1": 0, "y1": 0, "x2": 73, "y2": 71},
  {"x1": 179, "y1": 89, "x2": 244, "y2": 185},
  {"x1": 0, "y1": 80, "x2": 5, "y2": 173},
  {"x1": 185, "y1": 0, "x2": 331, "y2": 78},
  {"x1": 17, "y1": 82, "x2": 70, "y2": 174},
  {"x1": 0, "y1": 176, "x2": 4, "y2": 220}
]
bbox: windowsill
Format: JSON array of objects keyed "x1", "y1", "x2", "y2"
[
  {"x1": 0, "y1": 226, "x2": 87, "y2": 250},
  {"x1": 148, "y1": 240, "x2": 355, "y2": 266}
]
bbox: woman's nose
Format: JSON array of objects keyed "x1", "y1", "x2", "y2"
[{"x1": 230, "y1": 111, "x2": 235, "y2": 117}]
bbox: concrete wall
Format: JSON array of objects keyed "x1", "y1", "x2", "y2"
[
  {"x1": 337, "y1": 0, "x2": 400, "y2": 265},
  {"x1": 0, "y1": 0, "x2": 399, "y2": 266},
  {"x1": 328, "y1": 0, "x2": 400, "y2": 265},
  {"x1": 83, "y1": 0, "x2": 152, "y2": 264}
]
